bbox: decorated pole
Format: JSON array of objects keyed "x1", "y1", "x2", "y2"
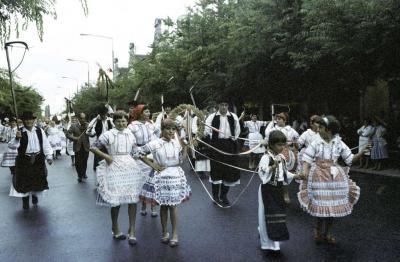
[{"x1": 4, "y1": 41, "x2": 29, "y2": 119}]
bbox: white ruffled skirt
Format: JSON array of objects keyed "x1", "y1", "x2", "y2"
[{"x1": 96, "y1": 155, "x2": 146, "y2": 207}]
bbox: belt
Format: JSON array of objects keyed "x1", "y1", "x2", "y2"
[{"x1": 25, "y1": 152, "x2": 40, "y2": 157}]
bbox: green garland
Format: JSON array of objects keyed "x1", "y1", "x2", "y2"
[{"x1": 169, "y1": 104, "x2": 206, "y2": 139}]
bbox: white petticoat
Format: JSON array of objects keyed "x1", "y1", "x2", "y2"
[
  {"x1": 96, "y1": 155, "x2": 146, "y2": 207},
  {"x1": 248, "y1": 132, "x2": 265, "y2": 154},
  {"x1": 152, "y1": 166, "x2": 191, "y2": 206}
]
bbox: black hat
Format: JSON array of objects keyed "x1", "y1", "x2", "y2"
[
  {"x1": 20, "y1": 111, "x2": 37, "y2": 120},
  {"x1": 216, "y1": 95, "x2": 230, "y2": 104}
]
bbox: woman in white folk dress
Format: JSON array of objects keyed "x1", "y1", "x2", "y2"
[
  {"x1": 1, "y1": 117, "x2": 18, "y2": 175},
  {"x1": 128, "y1": 104, "x2": 160, "y2": 217}
]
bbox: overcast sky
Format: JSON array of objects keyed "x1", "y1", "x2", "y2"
[{"x1": 0, "y1": 0, "x2": 196, "y2": 115}]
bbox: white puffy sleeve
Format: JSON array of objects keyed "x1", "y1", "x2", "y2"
[{"x1": 258, "y1": 154, "x2": 272, "y2": 184}]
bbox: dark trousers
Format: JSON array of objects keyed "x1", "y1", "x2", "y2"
[{"x1": 75, "y1": 148, "x2": 89, "y2": 178}]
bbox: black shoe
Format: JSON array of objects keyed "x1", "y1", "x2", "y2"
[
  {"x1": 32, "y1": 195, "x2": 38, "y2": 205},
  {"x1": 78, "y1": 178, "x2": 83, "y2": 183},
  {"x1": 83, "y1": 175, "x2": 88, "y2": 179},
  {"x1": 211, "y1": 184, "x2": 221, "y2": 205},
  {"x1": 220, "y1": 185, "x2": 230, "y2": 207},
  {"x1": 22, "y1": 197, "x2": 29, "y2": 210}
]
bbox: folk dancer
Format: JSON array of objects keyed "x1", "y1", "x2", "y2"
[
  {"x1": 128, "y1": 104, "x2": 160, "y2": 217},
  {"x1": 239, "y1": 111, "x2": 268, "y2": 169},
  {"x1": 90, "y1": 112, "x2": 146, "y2": 245},
  {"x1": 86, "y1": 103, "x2": 114, "y2": 171},
  {"x1": 1, "y1": 117, "x2": 18, "y2": 175},
  {"x1": 9, "y1": 111, "x2": 53, "y2": 210},
  {"x1": 204, "y1": 98, "x2": 241, "y2": 206},
  {"x1": 258, "y1": 130, "x2": 303, "y2": 255},
  {"x1": 264, "y1": 112, "x2": 299, "y2": 203},
  {"x1": 138, "y1": 119, "x2": 191, "y2": 247},
  {"x1": 298, "y1": 115, "x2": 369, "y2": 244},
  {"x1": 296, "y1": 115, "x2": 322, "y2": 175}
]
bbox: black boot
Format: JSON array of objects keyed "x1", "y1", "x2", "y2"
[
  {"x1": 22, "y1": 196, "x2": 29, "y2": 210},
  {"x1": 211, "y1": 184, "x2": 221, "y2": 204},
  {"x1": 32, "y1": 195, "x2": 38, "y2": 205},
  {"x1": 220, "y1": 185, "x2": 230, "y2": 207}
]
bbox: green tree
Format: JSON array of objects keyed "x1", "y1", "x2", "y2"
[{"x1": 0, "y1": 0, "x2": 88, "y2": 42}]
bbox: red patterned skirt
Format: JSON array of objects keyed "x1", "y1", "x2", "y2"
[{"x1": 297, "y1": 158, "x2": 360, "y2": 217}]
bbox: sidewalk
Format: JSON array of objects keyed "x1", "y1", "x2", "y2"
[{"x1": 351, "y1": 166, "x2": 400, "y2": 178}]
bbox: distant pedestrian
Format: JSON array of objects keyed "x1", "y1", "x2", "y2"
[
  {"x1": 370, "y1": 116, "x2": 388, "y2": 170},
  {"x1": 357, "y1": 118, "x2": 374, "y2": 168},
  {"x1": 9, "y1": 111, "x2": 53, "y2": 210},
  {"x1": 66, "y1": 113, "x2": 90, "y2": 182}
]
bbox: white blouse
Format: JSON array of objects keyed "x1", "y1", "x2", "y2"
[
  {"x1": 264, "y1": 122, "x2": 299, "y2": 145},
  {"x1": 302, "y1": 135, "x2": 353, "y2": 166},
  {"x1": 91, "y1": 128, "x2": 137, "y2": 156},
  {"x1": 258, "y1": 151, "x2": 295, "y2": 185},
  {"x1": 244, "y1": 120, "x2": 268, "y2": 134},
  {"x1": 128, "y1": 121, "x2": 159, "y2": 146},
  {"x1": 357, "y1": 125, "x2": 375, "y2": 139},
  {"x1": 139, "y1": 138, "x2": 182, "y2": 167},
  {"x1": 298, "y1": 129, "x2": 320, "y2": 148}
]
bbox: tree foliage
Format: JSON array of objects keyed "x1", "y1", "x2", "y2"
[
  {"x1": 0, "y1": 0, "x2": 88, "y2": 43},
  {"x1": 0, "y1": 70, "x2": 44, "y2": 117},
  {"x1": 73, "y1": 0, "x2": 400, "y2": 118}
]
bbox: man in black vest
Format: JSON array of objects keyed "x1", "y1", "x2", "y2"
[
  {"x1": 86, "y1": 104, "x2": 114, "y2": 171},
  {"x1": 10, "y1": 111, "x2": 53, "y2": 210},
  {"x1": 66, "y1": 113, "x2": 90, "y2": 183},
  {"x1": 204, "y1": 98, "x2": 241, "y2": 206}
]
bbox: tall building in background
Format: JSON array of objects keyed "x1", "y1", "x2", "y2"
[
  {"x1": 154, "y1": 18, "x2": 162, "y2": 42},
  {"x1": 45, "y1": 105, "x2": 50, "y2": 118}
]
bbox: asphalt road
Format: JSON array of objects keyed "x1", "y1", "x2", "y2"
[{"x1": 0, "y1": 143, "x2": 399, "y2": 262}]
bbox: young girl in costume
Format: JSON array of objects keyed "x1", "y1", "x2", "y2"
[
  {"x1": 1, "y1": 117, "x2": 18, "y2": 175},
  {"x1": 298, "y1": 115, "x2": 370, "y2": 244},
  {"x1": 240, "y1": 111, "x2": 268, "y2": 169},
  {"x1": 128, "y1": 104, "x2": 160, "y2": 217},
  {"x1": 258, "y1": 130, "x2": 303, "y2": 255},
  {"x1": 296, "y1": 115, "x2": 322, "y2": 175},
  {"x1": 264, "y1": 112, "x2": 299, "y2": 203},
  {"x1": 138, "y1": 119, "x2": 191, "y2": 247},
  {"x1": 90, "y1": 112, "x2": 146, "y2": 245}
]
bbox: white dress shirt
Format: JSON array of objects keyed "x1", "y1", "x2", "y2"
[
  {"x1": 9, "y1": 127, "x2": 53, "y2": 160},
  {"x1": 204, "y1": 111, "x2": 241, "y2": 139}
]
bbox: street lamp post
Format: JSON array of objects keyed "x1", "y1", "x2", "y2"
[
  {"x1": 62, "y1": 76, "x2": 79, "y2": 93},
  {"x1": 67, "y1": 58, "x2": 90, "y2": 87},
  {"x1": 80, "y1": 33, "x2": 114, "y2": 80}
]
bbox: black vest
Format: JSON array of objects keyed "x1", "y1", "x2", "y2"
[
  {"x1": 211, "y1": 113, "x2": 235, "y2": 140},
  {"x1": 18, "y1": 128, "x2": 44, "y2": 155},
  {"x1": 95, "y1": 119, "x2": 113, "y2": 138}
]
